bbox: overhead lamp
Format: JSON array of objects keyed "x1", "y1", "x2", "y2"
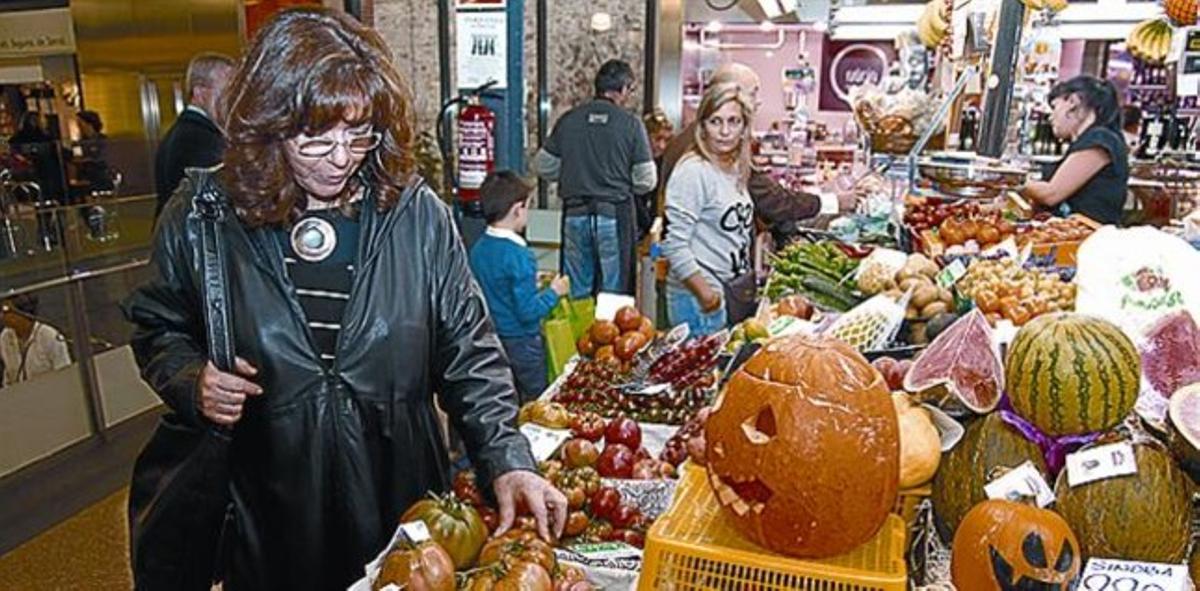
[
  {"x1": 757, "y1": 0, "x2": 798, "y2": 20},
  {"x1": 705, "y1": 20, "x2": 723, "y2": 32},
  {"x1": 759, "y1": 20, "x2": 776, "y2": 31}
]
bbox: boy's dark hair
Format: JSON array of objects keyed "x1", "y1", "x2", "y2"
[
  {"x1": 594, "y1": 60, "x2": 634, "y2": 97},
  {"x1": 481, "y1": 170, "x2": 533, "y2": 224},
  {"x1": 1048, "y1": 75, "x2": 1122, "y2": 133}
]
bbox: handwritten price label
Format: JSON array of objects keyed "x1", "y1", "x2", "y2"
[
  {"x1": 1066, "y1": 442, "x2": 1138, "y2": 488},
  {"x1": 983, "y1": 461, "x2": 1055, "y2": 508},
  {"x1": 398, "y1": 520, "x2": 432, "y2": 544},
  {"x1": 1080, "y1": 558, "x2": 1187, "y2": 591},
  {"x1": 520, "y1": 423, "x2": 572, "y2": 463}
]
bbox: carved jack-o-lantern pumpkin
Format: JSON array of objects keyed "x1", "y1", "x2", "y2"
[
  {"x1": 952, "y1": 500, "x2": 1081, "y2": 591},
  {"x1": 704, "y1": 334, "x2": 899, "y2": 558}
]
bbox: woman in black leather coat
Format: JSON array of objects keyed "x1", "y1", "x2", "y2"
[{"x1": 124, "y1": 8, "x2": 564, "y2": 589}]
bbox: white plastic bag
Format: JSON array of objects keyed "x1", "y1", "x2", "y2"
[{"x1": 1074, "y1": 226, "x2": 1200, "y2": 340}]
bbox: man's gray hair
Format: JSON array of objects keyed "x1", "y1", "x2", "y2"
[{"x1": 185, "y1": 52, "x2": 235, "y2": 102}]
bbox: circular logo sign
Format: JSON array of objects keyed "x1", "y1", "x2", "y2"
[{"x1": 830, "y1": 43, "x2": 890, "y2": 105}]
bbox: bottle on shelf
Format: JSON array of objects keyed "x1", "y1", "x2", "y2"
[{"x1": 959, "y1": 106, "x2": 978, "y2": 151}]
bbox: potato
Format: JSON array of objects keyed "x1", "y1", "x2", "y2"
[
  {"x1": 938, "y1": 288, "x2": 955, "y2": 305},
  {"x1": 921, "y1": 301, "x2": 950, "y2": 318},
  {"x1": 912, "y1": 284, "x2": 941, "y2": 309},
  {"x1": 899, "y1": 276, "x2": 930, "y2": 293}
]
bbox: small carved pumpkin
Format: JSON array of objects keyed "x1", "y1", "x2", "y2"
[
  {"x1": 705, "y1": 334, "x2": 899, "y2": 558},
  {"x1": 952, "y1": 500, "x2": 1081, "y2": 591}
]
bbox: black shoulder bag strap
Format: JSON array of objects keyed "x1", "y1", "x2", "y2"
[
  {"x1": 129, "y1": 167, "x2": 237, "y2": 591},
  {"x1": 193, "y1": 172, "x2": 235, "y2": 373}
]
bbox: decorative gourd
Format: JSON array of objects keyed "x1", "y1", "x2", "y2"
[
  {"x1": 952, "y1": 500, "x2": 1081, "y2": 590},
  {"x1": 1005, "y1": 313, "x2": 1140, "y2": 436},
  {"x1": 893, "y1": 393, "x2": 942, "y2": 489},
  {"x1": 931, "y1": 414, "x2": 1048, "y2": 541},
  {"x1": 705, "y1": 334, "x2": 899, "y2": 558},
  {"x1": 1053, "y1": 442, "x2": 1192, "y2": 563}
]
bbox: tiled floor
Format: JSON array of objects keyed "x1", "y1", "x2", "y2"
[{"x1": 0, "y1": 488, "x2": 132, "y2": 590}]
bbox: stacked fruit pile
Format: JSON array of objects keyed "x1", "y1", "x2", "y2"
[
  {"x1": 575, "y1": 306, "x2": 656, "y2": 368},
  {"x1": 552, "y1": 333, "x2": 722, "y2": 425}
]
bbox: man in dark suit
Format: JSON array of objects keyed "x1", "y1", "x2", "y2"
[{"x1": 154, "y1": 52, "x2": 234, "y2": 217}]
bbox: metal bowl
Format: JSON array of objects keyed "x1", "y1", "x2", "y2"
[{"x1": 917, "y1": 157, "x2": 1028, "y2": 199}]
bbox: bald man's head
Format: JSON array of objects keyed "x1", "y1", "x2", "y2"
[{"x1": 710, "y1": 62, "x2": 762, "y2": 111}]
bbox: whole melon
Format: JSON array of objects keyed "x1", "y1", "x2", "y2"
[
  {"x1": 1005, "y1": 313, "x2": 1140, "y2": 436},
  {"x1": 706, "y1": 333, "x2": 899, "y2": 558},
  {"x1": 1054, "y1": 442, "x2": 1193, "y2": 563},
  {"x1": 931, "y1": 413, "x2": 1048, "y2": 541}
]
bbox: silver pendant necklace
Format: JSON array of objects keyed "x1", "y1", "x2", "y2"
[{"x1": 290, "y1": 215, "x2": 337, "y2": 262}]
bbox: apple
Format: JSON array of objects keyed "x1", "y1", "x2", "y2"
[
  {"x1": 604, "y1": 415, "x2": 642, "y2": 450},
  {"x1": 596, "y1": 444, "x2": 635, "y2": 479}
]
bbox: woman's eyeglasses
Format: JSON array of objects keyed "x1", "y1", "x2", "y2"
[{"x1": 294, "y1": 132, "x2": 382, "y2": 158}]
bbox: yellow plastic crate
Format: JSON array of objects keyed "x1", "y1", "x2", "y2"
[{"x1": 638, "y1": 464, "x2": 907, "y2": 591}]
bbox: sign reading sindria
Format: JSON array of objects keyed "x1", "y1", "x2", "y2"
[{"x1": 0, "y1": 9, "x2": 76, "y2": 59}]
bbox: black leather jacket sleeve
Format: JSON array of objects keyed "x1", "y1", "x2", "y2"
[
  {"x1": 428, "y1": 193, "x2": 537, "y2": 487},
  {"x1": 123, "y1": 181, "x2": 208, "y2": 428}
]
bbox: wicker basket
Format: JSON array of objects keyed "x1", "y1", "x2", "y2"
[{"x1": 854, "y1": 105, "x2": 945, "y2": 155}]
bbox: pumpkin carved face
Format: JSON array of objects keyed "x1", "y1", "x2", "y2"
[
  {"x1": 705, "y1": 334, "x2": 899, "y2": 558},
  {"x1": 952, "y1": 500, "x2": 1081, "y2": 591}
]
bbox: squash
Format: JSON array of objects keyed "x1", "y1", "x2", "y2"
[
  {"x1": 706, "y1": 334, "x2": 899, "y2": 558},
  {"x1": 893, "y1": 393, "x2": 941, "y2": 488},
  {"x1": 952, "y1": 499, "x2": 1081, "y2": 590}
]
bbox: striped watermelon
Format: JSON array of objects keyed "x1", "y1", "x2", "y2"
[
  {"x1": 931, "y1": 414, "x2": 1048, "y2": 541},
  {"x1": 1054, "y1": 442, "x2": 1193, "y2": 562},
  {"x1": 1005, "y1": 313, "x2": 1140, "y2": 437}
]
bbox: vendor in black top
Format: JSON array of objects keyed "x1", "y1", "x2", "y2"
[{"x1": 1022, "y1": 76, "x2": 1129, "y2": 225}]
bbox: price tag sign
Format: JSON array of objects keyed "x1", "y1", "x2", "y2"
[
  {"x1": 520, "y1": 423, "x2": 572, "y2": 463},
  {"x1": 1066, "y1": 442, "x2": 1138, "y2": 488},
  {"x1": 983, "y1": 461, "x2": 1056, "y2": 508},
  {"x1": 1080, "y1": 558, "x2": 1188, "y2": 591},
  {"x1": 936, "y1": 258, "x2": 968, "y2": 288},
  {"x1": 398, "y1": 520, "x2": 432, "y2": 544},
  {"x1": 569, "y1": 541, "x2": 643, "y2": 561}
]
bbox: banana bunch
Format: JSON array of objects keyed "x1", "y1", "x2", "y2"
[
  {"x1": 1022, "y1": 0, "x2": 1069, "y2": 13},
  {"x1": 916, "y1": 0, "x2": 950, "y2": 49},
  {"x1": 1126, "y1": 18, "x2": 1175, "y2": 65}
]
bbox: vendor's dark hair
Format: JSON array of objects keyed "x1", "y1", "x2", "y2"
[
  {"x1": 594, "y1": 60, "x2": 634, "y2": 96},
  {"x1": 220, "y1": 7, "x2": 415, "y2": 227},
  {"x1": 1049, "y1": 75, "x2": 1122, "y2": 133}
]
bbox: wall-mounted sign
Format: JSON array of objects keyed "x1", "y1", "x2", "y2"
[
  {"x1": 456, "y1": 8, "x2": 507, "y2": 90},
  {"x1": 0, "y1": 9, "x2": 75, "y2": 59},
  {"x1": 819, "y1": 40, "x2": 895, "y2": 112}
]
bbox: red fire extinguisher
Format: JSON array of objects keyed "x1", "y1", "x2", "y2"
[{"x1": 456, "y1": 96, "x2": 496, "y2": 205}]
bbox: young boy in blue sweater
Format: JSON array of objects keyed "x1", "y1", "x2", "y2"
[{"x1": 470, "y1": 171, "x2": 569, "y2": 403}]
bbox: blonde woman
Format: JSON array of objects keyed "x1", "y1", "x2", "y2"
[{"x1": 661, "y1": 84, "x2": 755, "y2": 335}]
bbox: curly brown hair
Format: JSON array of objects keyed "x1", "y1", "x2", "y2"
[{"x1": 220, "y1": 7, "x2": 415, "y2": 227}]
